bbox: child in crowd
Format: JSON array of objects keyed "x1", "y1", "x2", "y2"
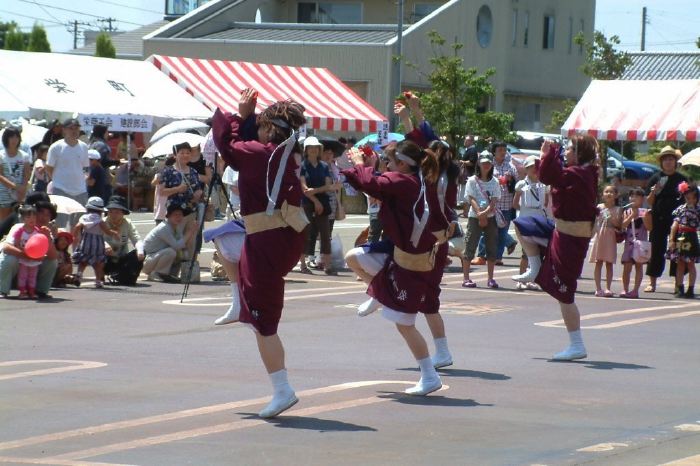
[
  {"x1": 12, "y1": 205, "x2": 44, "y2": 299},
  {"x1": 512, "y1": 155, "x2": 549, "y2": 291},
  {"x1": 667, "y1": 181, "x2": 700, "y2": 298},
  {"x1": 31, "y1": 144, "x2": 50, "y2": 193},
  {"x1": 619, "y1": 188, "x2": 651, "y2": 298},
  {"x1": 71, "y1": 196, "x2": 119, "y2": 288},
  {"x1": 589, "y1": 185, "x2": 622, "y2": 297},
  {"x1": 462, "y1": 150, "x2": 500, "y2": 288},
  {"x1": 53, "y1": 230, "x2": 77, "y2": 287}
]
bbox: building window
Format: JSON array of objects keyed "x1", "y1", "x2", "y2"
[
  {"x1": 568, "y1": 17, "x2": 573, "y2": 53},
  {"x1": 298, "y1": 2, "x2": 362, "y2": 24},
  {"x1": 413, "y1": 3, "x2": 439, "y2": 21},
  {"x1": 579, "y1": 19, "x2": 584, "y2": 54},
  {"x1": 523, "y1": 11, "x2": 529, "y2": 47},
  {"x1": 543, "y1": 15, "x2": 555, "y2": 49},
  {"x1": 165, "y1": 0, "x2": 211, "y2": 16},
  {"x1": 476, "y1": 5, "x2": 493, "y2": 48},
  {"x1": 511, "y1": 9, "x2": 518, "y2": 47}
]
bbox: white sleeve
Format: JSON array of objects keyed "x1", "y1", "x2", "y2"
[
  {"x1": 514, "y1": 180, "x2": 526, "y2": 193},
  {"x1": 490, "y1": 180, "x2": 501, "y2": 199},
  {"x1": 46, "y1": 143, "x2": 58, "y2": 167},
  {"x1": 81, "y1": 144, "x2": 90, "y2": 168},
  {"x1": 464, "y1": 178, "x2": 475, "y2": 202}
]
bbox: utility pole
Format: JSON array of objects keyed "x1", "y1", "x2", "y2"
[
  {"x1": 391, "y1": 0, "x2": 404, "y2": 131},
  {"x1": 641, "y1": 6, "x2": 647, "y2": 51},
  {"x1": 73, "y1": 20, "x2": 78, "y2": 49},
  {"x1": 99, "y1": 17, "x2": 116, "y2": 32}
]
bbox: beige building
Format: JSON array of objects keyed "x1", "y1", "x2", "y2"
[{"x1": 142, "y1": 0, "x2": 595, "y2": 132}]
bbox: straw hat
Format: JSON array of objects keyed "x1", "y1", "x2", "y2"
[{"x1": 657, "y1": 145, "x2": 682, "y2": 162}]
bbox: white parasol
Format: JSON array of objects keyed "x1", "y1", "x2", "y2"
[
  {"x1": 679, "y1": 147, "x2": 700, "y2": 167},
  {"x1": 143, "y1": 132, "x2": 204, "y2": 159},
  {"x1": 149, "y1": 120, "x2": 209, "y2": 144},
  {"x1": 49, "y1": 194, "x2": 86, "y2": 215}
]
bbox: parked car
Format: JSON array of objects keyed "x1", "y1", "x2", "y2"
[{"x1": 607, "y1": 147, "x2": 660, "y2": 189}]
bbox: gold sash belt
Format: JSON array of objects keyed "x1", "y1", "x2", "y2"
[
  {"x1": 393, "y1": 246, "x2": 434, "y2": 272},
  {"x1": 243, "y1": 201, "x2": 309, "y2": 235},
  {"x1": 555, "y1": 218, "x2": 594, "y2": 238}
]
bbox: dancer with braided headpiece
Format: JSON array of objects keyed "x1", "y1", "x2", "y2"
[{"x1": 212, "y1": 89, "x2": 308, "y2": 418}]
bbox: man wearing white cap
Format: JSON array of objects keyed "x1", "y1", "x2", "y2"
[{"x1": 86, "y1": 149, "x2": 110, "y2": 203}]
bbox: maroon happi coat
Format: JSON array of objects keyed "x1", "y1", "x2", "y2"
[
  {"x1": 342, "y1": 166, "x2": 450, "y2": 314},
  {"x1": 212, "y1": 109, "x2": 305, "y2": 336},
  {"x1": 535, "y1": 146, "x2": 599, "y2": 304}
]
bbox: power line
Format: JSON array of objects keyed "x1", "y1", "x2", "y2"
[
  {"x1": 17, "y1": 0, "x2": 145, "y2": 26},
  {"x1": 93, "y1": 0, "x2": 161, "y2": 15},
  {"x1": 0, "y1": 8, "x2": 66, "y2": 26}
]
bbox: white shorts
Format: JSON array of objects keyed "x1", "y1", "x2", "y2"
[
  {"x1": 381, "y1": 307, "x2": 417, "y2": 326},
  {"x1": 213, "y1": 232, "x2": 245, "y2": 263},
  {"x1": 346, "y1": 247, "x2": 388, "y2": 277}
]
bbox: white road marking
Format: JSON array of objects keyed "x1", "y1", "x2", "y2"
[
  {"x1": 576, "y1": 442, "x2": 629, "y2": 452},
  {"x1": 675, "y1": 423, "x2": 700, "y2": 432},
  {"x1": 0, "y1": 360, "x2": 107, "y2": 382},
  {"x1": 661, "y1": 453, "x2": 700, "y2": 465},
  {"x1": 535, "y1": 303, "x2": 699, "y2": 329}
]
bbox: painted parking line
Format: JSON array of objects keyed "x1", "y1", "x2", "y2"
[
  {"x1": 662, "y1": 454, "x2": 700, "y2": 466},
  {"x1": 0, "y1": 457, "x2": 132, "y2": 466},
  {"x1": 0, "y1": 381, "x2": 448, "y2": 464},
  {"x1": 0, "y1": 360, "x2": 107, "y2": 382},
  {"x1": 534, "y1": 303, "x2": 699, "y2": 329}
]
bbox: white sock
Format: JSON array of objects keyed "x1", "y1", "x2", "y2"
[
  {"x1": 434, "y1": 337, "x2": 450, "y2": 357},
  {"x1": 269, "y1": 369, "x2": 294, "y2": 396},
  {"x1": 528, "y1": 255, "x2": 541, "y2": 271},
  {"x1": 568, "y1": 329, "x2": 584, "y2": 348},
  {"x1": 417, "y1": 356, "x2": 439, "y2": 381},
  {"x1": 229, "y1": 283, "x2": 239, "y2": 311}
]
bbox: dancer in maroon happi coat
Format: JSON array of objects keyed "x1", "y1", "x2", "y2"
[{"x1": 212, "y1": 89, "x2": 308, "y2": 418}]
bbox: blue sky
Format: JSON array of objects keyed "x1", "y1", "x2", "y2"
[{"x1": 0, "y1": 0, "x2": 698, "y2": 53}]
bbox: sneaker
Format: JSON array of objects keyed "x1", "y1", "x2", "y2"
[
  {"x1": 73, "y1": 276, "x2": 81, "y2": 287},
  {"x1": 552, "y1": 346, "x2": 587, "y2": 361},
  {"x1": 95, "y1": 280, "x2": 104, "y2": 289},
  {"x1": 357, "y1": 297, "x2": 381, "y2": 317},
  {"x1": 36, "y1": 291, "x2": 52, "y2": 300},
  {"x1": 157, "y1": 273, "x2": 181, "y2": 284},
  {"x1": 495, "y1": 260, "x2": 504, "y2": 266},
  {"x1": 405, "y1": 377, "x2": 442, "y2": 396},
  {"x1": 487, "y1": 279, "x2": 499, "y2": 289},
  {"x1": 324, "y1": 268, "x2": 338, "y2": 276},
  {"x1": 18, "y1": 291, "x2": 29, "y2": 300},
  {"x1": 526, "y1": 282, "x2": 540, "y2": 291},
  {"x1": 461, "y1": 279, "x2": 476, "y2": 288},
  {"x1": 0, "y1": 292, "x2": 8, "y2": 298},
  {"x1": 470, "y1": 257, "x2": 486, "y2": 266},
  {"x1": 258, "y1": 392, "x2": 298, "y2": 418},
  {"x1": 298, "y1": 267, "x2": 313, "y2": 275},
  {"x1": 515, "y1": 282, "x2": 527, "y2": 291}
]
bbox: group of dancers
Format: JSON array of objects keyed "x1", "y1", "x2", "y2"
[{"x1": 207, "y1": 89, "x2": 600, "y2": 418}]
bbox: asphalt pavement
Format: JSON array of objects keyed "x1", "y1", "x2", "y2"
[{"x1": 1, "y1": 213, "x2": 699, "y2": 466}]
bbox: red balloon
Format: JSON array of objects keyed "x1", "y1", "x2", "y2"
[{"x1": 25, "y1": 234, "x2": 49, "y2": 260}]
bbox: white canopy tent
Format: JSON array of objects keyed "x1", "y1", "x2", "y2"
[
  {"x1": 562, "y1": 80, "x2": 700, "y2": 142},
  {"x1": 0, "y1": 79, "x2": 29, "y2": 120},
  {"x1": 0, "y1": 50, "x2": 211, "y2": 126}
]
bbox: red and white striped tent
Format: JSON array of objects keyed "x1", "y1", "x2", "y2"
[
  {"x1": 147, "y1": 54, "x2": 387, "y2": 133},
  {"x1": 562, "y1": 79, "x2": 700, "y2": 141}
]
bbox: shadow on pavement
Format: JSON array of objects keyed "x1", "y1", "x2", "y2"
[
  {"x1": 377, "y1": 392, "x2": 493, "y2": 408},
  {"x1": 397, "y1": 367, "x2": 511, "y2": 380},
  {"x1": 239, "y1": 413, "x2": 377, "y2": 432},
  {"x1": 534, "y1": 358, "x2": 654, "y2": 370}
]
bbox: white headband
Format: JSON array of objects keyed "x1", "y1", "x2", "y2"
[{"x1": 396, "y1": 152, "x2": 417, "y2": 166}]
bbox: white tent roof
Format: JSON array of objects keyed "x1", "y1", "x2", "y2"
[
  {"x1": 0, "y1": 79, "x2": 29, "y2": 120},
  {"x1": 0, "y1": 50, "x2": 211, "y2": 123},
  {"x1": 562, "y1": 79, "x2": 700, "y2": 142}
]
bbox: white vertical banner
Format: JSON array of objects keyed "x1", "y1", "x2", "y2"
[
  {"x1": 378, "y1": 121, "x2": 390, "y2": 146},
  {"x1": 297, "y1": 124, "x2": 307, "y2": 140}
]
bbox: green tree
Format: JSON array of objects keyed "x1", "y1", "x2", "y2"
[
  {"x1": 94, "y1": 32, "x2": 116, "y2": 58},
  {"x1": 0, "y1": 21, "x2": 29, "y2": 50},
  {"x1": 574, "y1": 31, "x2": 632, "y2": 80},
  {"x1": 406, "y1": 31, "x2": 513, "y2": 145},
  {"x1": 4, "y1": 24, "x2": 27, "y2": 51},
  {"x1": 27, "y1": 23, "x2": 51, "y2": 52},
  {"x1": 573, "y1": 30, "x2": 633, "y2": 180},
  {"x1": 545, "y1": 99, "x2": 576, "y2": 133}
]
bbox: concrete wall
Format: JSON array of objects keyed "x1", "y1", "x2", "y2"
[
  {"x1": 143, "y1": 38, "x2": 391, "y2": 118},
  {"x1": 280, "y1": 0, "x2": 446, "y2": 24}
]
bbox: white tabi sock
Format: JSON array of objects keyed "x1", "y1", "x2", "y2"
[
  {"x1": 229, "y1": 283, "x2": 239, "y2": 312},
  {"x1": 433, "y1": 337, "x2": 450, "y2": 357},
  {"x1": 269, "y1": 369, "x2": 294, "y2": 397},
  {"x1": 568, "y1": 329, "x2": 584, "y2": 349},
  {"x1": 418, "y1": 356, "x2": 439, "y2": 382},
  {"x1": 405, "y1": 357, "x2": 442, "y2": 395}
]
